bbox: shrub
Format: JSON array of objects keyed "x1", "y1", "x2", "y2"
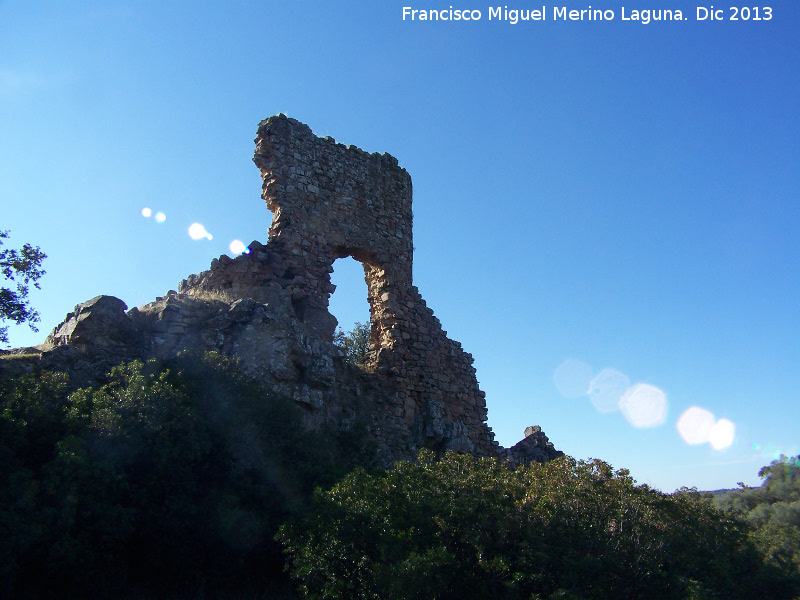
[
  {"x1": 279, "y1": 451, "x2": 772, "y2": 600},
  {"x1": 1, "y1": 353, "x2": 371, "y2": 598}
]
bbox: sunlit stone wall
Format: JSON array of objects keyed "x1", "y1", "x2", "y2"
[{"x1": 182, "y1": 115, "x2": 498, "y2": 457}]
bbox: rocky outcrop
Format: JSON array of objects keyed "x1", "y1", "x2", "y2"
[
  {"x1": 0, "y1": 115, "x2": 559, "y2": 467},
  {"x1": 46, "y1": 295, "x2": 140, "y2": 354},
  {"x1": 501, "y1": 426, "x2": 563, "y2": 466}
]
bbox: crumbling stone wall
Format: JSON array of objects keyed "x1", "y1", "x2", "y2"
[
  {"x1": 182, "y1": 115, "x2": 497, "y2": 456},
  {"x1": 8, "y1": 115, "x2": 561, "y2": 466}
]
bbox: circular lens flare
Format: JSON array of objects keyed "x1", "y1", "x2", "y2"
[
  {"x1": 709, "y1": 419, "x2": 735, "y2": 450},
  {"x1": 229, "y1": 239, "x2": 247, "y2": 255},
  {"x1": 588, "y1": 368, "x2": 630, "y2": 413},
  {"x1": 141, "y1": 207, "x2": 152, "y2": 218},
  {"x1": 553, "y1": 359, "x2": 593, "y2": 399},
  {"x1": 155, "y1": 212, "x2": 167, "y2": 223},
  {"x1": 677, "y1": 407, "x2": 715, "y2": 445},
  {"x1": 188, "y1": 223, "x2": 212, "y2": 240},
  {"x1": 620, "y1": 383, "x2": 667, "y2": 428}
]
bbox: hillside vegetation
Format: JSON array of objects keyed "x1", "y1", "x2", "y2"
[
  {"x1": 713, "y1": 455, "x2": 800, "y2": 595},
  {"x1": 1, "y1": 354, "x2": 798, "y2": 599},
  {"x1": 0, "y1": 353, "x2": 371, "y2": 598}
]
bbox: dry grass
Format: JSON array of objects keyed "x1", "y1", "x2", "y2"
[{"x1": 0, "y1": 351, "x2": 42, "y2": 360}]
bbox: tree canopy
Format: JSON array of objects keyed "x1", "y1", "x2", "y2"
[
  {"x1": 0, "y1": 230, "x2": 46, "y2": 345},
  {"x1": 1, "y1": 346, "x2": 798, "y2": 598},
  {"x1": 713, "y1": 455, "x2": 800, "y2": 594},
  {"x1": 0, "y1": 353, "x2": 372, "y2": 598},
  {"x1": 279, "y1": 451, "x2": 782, "y2": 600}
]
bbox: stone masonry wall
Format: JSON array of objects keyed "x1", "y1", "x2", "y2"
[
  {"x1": 4, "y1": 114, "x2": 561, "y2": 467},
  {"x1": 181, "y1": 115, "x2": 497, "y2": 456}
]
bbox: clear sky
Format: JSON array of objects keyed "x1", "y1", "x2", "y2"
[{"x1": 2, "y1": 1, "x2": 798, "y2": 492}]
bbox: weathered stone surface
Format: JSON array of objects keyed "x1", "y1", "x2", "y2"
[
  {"x1": 1, "y1": 115, "x2": 558, "y2": 467},
  {"x1": 180, "y1": 114, "x2": 498, "y2": 458},
  {"x1": 46, "y1": 295, "x2": 138, "y2": 353},
  {"x1": 501, "y1": 425, "x2": 563, "y2": 465}
]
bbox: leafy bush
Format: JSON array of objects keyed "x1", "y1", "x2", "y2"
[
  {"x1": 279, "y1": 451, "x2": 775, "y2": 600},
  {"x1": 714, "y1": 456, "x2": 800, "y2": 597},
  {"x1": 0, "y1": 353, "x2": 371, "y2": 598},
  {"x1": 0, "y1": 370, "x2": 70, "y2": 596},
  {"x1": 3, "y1": 352, "x2": 798, "y2": 599}
]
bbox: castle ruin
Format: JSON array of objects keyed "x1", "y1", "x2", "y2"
[{"x1": 4, "y1": 115, "x2": 560, "y2": 466}]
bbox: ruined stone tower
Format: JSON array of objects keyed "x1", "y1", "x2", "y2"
[
  {"x1": 17, "y1": 115, "x2": 560, "y2": 466},
  {"x1": 181, "y1": 115, "x2": 497, "y2": 457}
]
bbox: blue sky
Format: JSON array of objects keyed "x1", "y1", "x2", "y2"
[{"x1": 2, "y1": 0, "x2": 798, "y2": 492}]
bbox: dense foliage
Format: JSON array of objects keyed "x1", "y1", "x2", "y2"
[
  {"x1": 0, "y1": 230, "x2": 47, "y2": 345},
  {"x1": 2, "y1": 349, "x2": 798, "y2": 599},
  {"x1": 279, "y1": 451, "x2": 791, "y2": 600},
  {"x1": 0, "y1": 353, "x2": 371, "y2": 598},
  {"x1": 714, "y1": 456, "x2": 800, "y2": 596}
]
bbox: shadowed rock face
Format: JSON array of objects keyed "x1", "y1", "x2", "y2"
[
  {"x1": 47, "y1": 295, "x2": 137, "y2": 352},
  {"x1": 1, "y1": 115, "x2": 561, "y2": 467},
  {"x1": 500, "y1": 426, "x2": 561, "y2": 466}
]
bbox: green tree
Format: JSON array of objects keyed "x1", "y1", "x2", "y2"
[
  {"x1": 0, "y1": 230, "x2": 46, "y2": 345},
  {"x1": 714, "y1": 455, "x2": 800, "y2": 596},
  {"x1": 0, "y1": 370, "x2": 70, "y2": 594},
  {"x1": 333, "y1": 320, "x2": 371, "y2": 366},
  {"x1": 279, "y1": 451, "x2": 773, "y2": 600},
  {"x1": 0, "y1": 352, "x2": 373, "y2": 598}
]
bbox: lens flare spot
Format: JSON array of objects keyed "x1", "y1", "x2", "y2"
[
  {"x1": 677, "y1": 407, "x2": 715, "y2": 445},
  {"x1": 620, "y1": 383, "x2": 667, "y2": 428},
  {"x1": 709, "y1": 419, "x2": 735, "y2": 450},
  {"x1": 188, "y1": 223, "x2": 212, "y2": 240},
  {"x1": 229, "y1": 239, "x2": 247, "y2": 255},
  {"x1": 553, "y1": 359, "x2": 593, "y2": 399},
  {"x1": 588, "y1": 368, "x2": 630, "y2": 413},
  {"x1": 141, "y1": 207, "x2": 152, "y2": 218},
  {"x1": 155, "y1": 212, "x2": 167, "y2": 223}
]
